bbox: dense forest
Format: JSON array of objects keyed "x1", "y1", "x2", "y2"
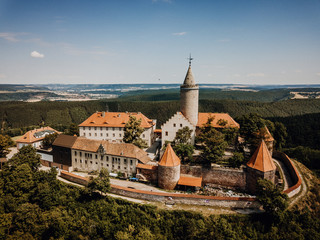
[
  {"x1": 1, "y1": 99, "x2": 320, "y2": 130},
  {"x1": 0, "y1": 146, "x2": 319, "y2": 239}
]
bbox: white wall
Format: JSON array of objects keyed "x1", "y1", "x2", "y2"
[{"x1": 161, "y1": 112, "x2": 195, "y2": 146}]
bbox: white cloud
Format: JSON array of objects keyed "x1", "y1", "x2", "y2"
[
  {"x1": 247, "y1": 73, "x2": 265, "y2": 77},
  {"x1": 0, "y1": 32, "x2": 24, "y2": 42},
  {"x1": 31, "y1": 51, "x2": 45, "y2": 58},
  {"x1": 172, "y1": 32, "x2": 187, "y2": 36}
]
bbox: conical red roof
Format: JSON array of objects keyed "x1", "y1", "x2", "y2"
[
  {"x1": 159, "y1": 144, "x2": 181, "y2": 167},
  {"x1": 247, "y1": 140, "x2": 276, "y2": 172}
]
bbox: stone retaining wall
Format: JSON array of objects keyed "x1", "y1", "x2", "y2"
[
  {"x1": 273, "y1": 151, "x2": 302, "y2": 198},
  {"x1": 60, "y1": 171, "x2": 89, "y2": 186}
]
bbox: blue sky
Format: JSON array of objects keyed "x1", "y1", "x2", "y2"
[{"x1": 0, "y1": 0, "x2": 319, "y2": 85}]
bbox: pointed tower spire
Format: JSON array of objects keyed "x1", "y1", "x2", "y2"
[
  {"x1": 247, "y1": 140, "x2": 276, "y2": 172},
  {"x1": 180, "y1": 54, "x2": 199, "y2": 126}
]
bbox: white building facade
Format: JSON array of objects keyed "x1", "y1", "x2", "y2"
[{"x1": 79, "y1": 112, "x2": 156, "y2": 147}]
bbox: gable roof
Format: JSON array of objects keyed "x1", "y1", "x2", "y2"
[
  {"x1": 159, "y1": 144, "x2": 181, "y2": 167},
  {"x1": 53, "y1": 134, "x2": 78, "y2": 148},
  {"x1": 16, "y1": 127, "x2": 60, "y2": 144},
  {"x1": 197, "y1": 113, "x2": 240, "y2": 128},
  {"x1": 246, "y1": 140, "x2": 276, "y2": 172},
  {"x1": 79, "y1": 112, "x2": 155, "y2": 128},
  {"x1": 72, "y1": 137, "x2": 150, "y2": 164}
]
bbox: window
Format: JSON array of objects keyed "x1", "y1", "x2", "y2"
[
  {"x1": 124, "y1": 167, "x2": 127, "y2": 170},
  {"x1": 89, "y1": 133, "x2": 91, "y2": 136},
  {"x1": 75, "y1": 159, "x2": 77, "y2": 162},
  {"x1": 101, "y1": 163, "x2": 103, "y2": 166},
  {"x1": 74, "y1": 151, "x2": 77, "y2": 156},
  {"x1": 100, "y1": 127, "x2": 103, "y2": 130},
  {"x1": 95, "y1": 133, "x2": 97, "y2": 136},
  {"x1": 95, "y1": 154, "x2": 98, "y2": 159},
  {"x1": 80, "y1": 160, "x2": 82, "y2": 163},
  {"x1": 80, "y1": 152, "x2": 82, "y2": 157},
  {"x1": 90, "y1": 161, "x2": 92, "y2": 164},
  {"x1": 142, "y1": 134, "x2": 145, "y2": 138},
  {"x1": 165, "y1": 131, "x2": 168, "y2": 136},
  {"x1": 124, "y1": 159, "x2": 127, "y2": 164},
  {"x1": 85, "y1": 160, "x2": 87, "y2": 164},
  {"x1": 83, "y1": 133, "x2": 86, "y2": 136},
  {"x1": 119, "y1": 133, "x2": 122, "y2": 137},
  {"x1": 106, "y1": 133, "x2": 108, "y2": 137},
  {"x1": 130, "y1": 160, "x2": 133, "y2": 165},
  {"x1": 107, "y1": 164, "x2": 109, "y2": 167},
  {"x1": 112, "y1": 127, "x2": 115, "y2": 131},
  {"x1": 100, "y1": 156, "x2": 103, "y2": 160},
  {"x1": 113, "y1": 133, "x2": 115, "y2": 137},
  {"x1": 89, "y1": 127, "x2": 91, "y2": 130},
  {"x1": 100, "y1": 133, "x2": 103, "y2": 136},
  {"x1": 94, "y1": 127, "x2": 97, "y2": 130},
  {"x1": 106, "y1": 156, "x2": 109, "y2": 161},
  {"x1": 180, "y1": 124, "x2": 183, "y2": 127},
  {"x1": 118, "y1": 166, "x2": 120, "y2": 169},
  {"x1": 96, "y1": 162, "x2": 98, "y2": 164},
  {"x1": 173, "y1": 123, "x2": 176, "y2": 127}
]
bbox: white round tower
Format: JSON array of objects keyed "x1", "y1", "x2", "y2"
[{"x1": 180, "y1": 56, "x2": 199, "y2": 126}]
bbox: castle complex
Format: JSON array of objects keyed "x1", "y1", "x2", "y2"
[{"x1": 30, "y1": 58, "x2": 277, "y2": 195}]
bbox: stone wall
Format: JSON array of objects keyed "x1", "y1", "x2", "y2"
[
  {"x1": 137, "y1": 167, "x2": 158, "y2": 184},
  {"x1": 158, "y1": 165, "x2": 180, "y2": 190},
  {"x1": 110, "y1": 184, "x2": 260, "y2": 209},
  {"x1": 181, "y1": 165, "x2": 246, "y2": 190},
  {"x1": 180, "y1": 87, "x2": 199, "y2": 126},
  {"x1": 60, "y1": 171, "x2": 88, "y2": 186},
  {"x1": 273, "y1": 151, "x2": 302, "y2": 198}
]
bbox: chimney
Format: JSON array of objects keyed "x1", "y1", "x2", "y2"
[{"x1": 102, "y1": 111, "x2": 105, "y2": 117}]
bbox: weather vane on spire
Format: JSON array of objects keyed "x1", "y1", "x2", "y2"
[{"x1": 188, "y1": 54, "x2": 193, "y2": 66}]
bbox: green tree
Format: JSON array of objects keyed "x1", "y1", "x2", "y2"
[
  {"x1": 8, "y1": 145, "x2": 41, "y2": 172},
  {"x1": 173, "y1": 126, "x2": 192, "y2": 145},
  {"x1": 87, "y1": 168, "x2": 111, "y2": 194},
  {"x1": 237, "y1": 114, "x2": 274, "y2": 154},
  {"x1": 197, "y1": 118, "x2": 228, "y2": 164},
  {"x1": 123, "y1": 116, "x2": 147, "y2": 149},
  {"x1": 64, "y1": 123, "x2": 79, "y2": 136},
  {"x1": 42, "y1": 132, "x2": 58, "y2": 149},
  {"x1": 273, "y1": 122, "x2": 287, "y2": 150},
  {"x1": 228, "y1": 152, "x2": 245, "y2": 168},
  {"x1": 256, "y1": 179, "x2": 288, "y2": 220},
  {"x1": 0, "y1": 134, "x2": 12, "y2": 157},
  {"x1": 173, "y1": 144, "x2": 194, "y2": 163}
]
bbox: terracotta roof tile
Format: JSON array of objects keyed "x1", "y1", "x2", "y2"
[
  {"x1": 197, "y1": 113, "x2": 240, "y2": 128},
  {"x1": 53, "y1": 134, "x2": 78, "y2": 148},
  {"x1": 16, "y1": 127, "x2": 60, "y2": 144},
  {"x1": 247, "y1": 140, "x2": 276, "y2": 172},
  {"x1": 178, "y1": 175, "x2": 202, "y2": 187},
  {"x1": 72, "y1": 138, "x2": 150, "y2": 164},
  {"x1": 79, "y1": 112, "x2": 155, "y2": 128},
  {"x1": 159, "y1": 144, "x2": 180, "y2": 167},
  {"x1": 136, "y1": 163, "x2": 158, "y2": 170}
]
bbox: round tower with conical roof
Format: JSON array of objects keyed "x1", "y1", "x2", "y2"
[
  {"x1": 180, "y1": 55, "x2": 199, "y2": 126},
  {"x1": 158, "y1": 144, "x2": 181, "y2": 190}
]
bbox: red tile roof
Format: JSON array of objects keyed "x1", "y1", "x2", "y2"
[
  {"x1": 79, "y1": 112, "x2": 155, "y2": 128},
  {"x1": 247, "y1": 140, "x2": 276, "y2": 172},
  {"x1": 16, "y1": 127, "x2": 60, "y2": 144},
  {"x1": 197, "y1": 113, "x2": 240, "y2": 128},
  {"x1": 136, "y1": 163, "x2": 158, "y2": 170},
  {"x1": 159, "y1": 144, "x2": 181, "y2": 167},
  {"x1": 178, "y1": 175, "x2": 202, "y2": 187},
  {"x1": 72, "y1": 137, "x2": 150, "y2": 164}
]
